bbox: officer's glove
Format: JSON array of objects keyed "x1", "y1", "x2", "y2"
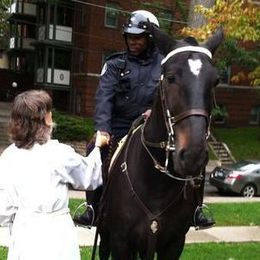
[
  {"x1": 95, "y1": 131, "x2": 110, "y2": 147},
  {"x1": 142, "y1": 109, "x2": 152, "y2": 120}
]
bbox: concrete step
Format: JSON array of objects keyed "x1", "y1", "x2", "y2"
[{"x1": 208, "y1": 139, "x2": 236, "y2": 165}]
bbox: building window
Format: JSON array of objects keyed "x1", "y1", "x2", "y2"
[
  {"x1": 39, "y1": 5, "x2": 46, "y2": 24},
  {"x1": 105, "y1": 2, "x2": 119, "y2": 28},
  {"x1": 249, "y1": 106, "x2": 260, "y2": 125},
  {"x1": 57, "y1": 6, "x2": 72, "y2": 27}
]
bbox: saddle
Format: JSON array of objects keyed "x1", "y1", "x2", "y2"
[{"x1": 108, "y1": 115, "x2": 145, "y2": 173}]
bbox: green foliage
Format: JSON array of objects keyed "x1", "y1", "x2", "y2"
[
  {"x1": 248, "y1": 66, "x2": 260, "y2": 86},
  {"x1": 0, "y1": 0, "x2": 9, "y2": 49},
  {"x1": 216, "y1": 38, "x2": 259, "y2": 70},
  {"x1": 182, "y1": 0, "x2": 259, "y2": 86},
  {"x1": 212, "y1": 105, "x2": 228, "y2": 120},
  {"x1": 52, "y1": 110, "x2": 94, "y2": 142},
  {"x1": 132, "y1": 1, "x2": 189, "y2": 35}
]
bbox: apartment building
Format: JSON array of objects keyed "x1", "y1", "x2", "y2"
[{"x1": 1, "y1": 0, "x2": 259, "y2": 126}]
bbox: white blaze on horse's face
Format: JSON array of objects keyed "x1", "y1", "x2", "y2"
[{"x1": 188, "y1": 59, "x2": 202, "y2": 77}]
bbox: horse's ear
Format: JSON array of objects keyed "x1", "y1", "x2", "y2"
[
  {"x1": 203, "y1": 27, "x2": 224, "y2": 55},
  {"x1": 147, "y1": 22, "x2": 176, "y2": 55}
]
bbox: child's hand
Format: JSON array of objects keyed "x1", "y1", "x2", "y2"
[{"x1": 95, "y1": 131, "x2": 110, "y2": 147}]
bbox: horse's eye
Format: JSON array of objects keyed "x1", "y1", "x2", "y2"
[{"x1": 167, "y1": 75, "x2": 175, "y2": 83}]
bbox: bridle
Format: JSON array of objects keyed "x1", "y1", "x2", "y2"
[{"x1": 141, "y1": 46, "x2": 213, "y2": 181}]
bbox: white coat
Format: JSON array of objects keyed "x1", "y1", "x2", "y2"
[{"x1": 0, "y1": 140, "x2": 102, "y2": 260}]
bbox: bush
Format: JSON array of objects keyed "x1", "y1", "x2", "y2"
[{"x1": 52, "y1": 110, "x2": 94, "y2": 141}]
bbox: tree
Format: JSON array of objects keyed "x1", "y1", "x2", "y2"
[
  {"x1": 0, "y1": 0, "x2": 10, "y2": 49},
  {"x1": 187, "y1": 0, "x2": 215, "y2": 28},
  {"x1": 181, "y1": 0, "x2": 260, "y2": 86}
]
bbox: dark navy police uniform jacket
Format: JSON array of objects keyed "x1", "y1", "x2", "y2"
[{"x1": 94, "y1": 48, "x2": 163, "y2": 139}]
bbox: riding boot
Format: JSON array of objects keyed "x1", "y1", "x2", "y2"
[
  {"x1": 73, "y1": 186, "x2": 103, "y2": 227},
  {"x1": 194, "y1": 206, "x2": 215, "y2": 230},
  {"x1": 193, "y1": 170, "x2": 215, "y2": 230}
]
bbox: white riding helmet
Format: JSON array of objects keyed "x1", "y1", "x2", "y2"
[{"x1": 123, "y1": 10, "x2": 160, "y2": 35}]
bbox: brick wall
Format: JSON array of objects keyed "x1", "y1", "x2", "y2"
[
  {"x1": 215, "y1": 85, "x2": 260, "y2": 127},
  {"x1": 72, "y1": 0, "x2": 190, "y2": 117}
]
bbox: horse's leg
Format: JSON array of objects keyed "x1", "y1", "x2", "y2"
[
  {"x1": 99, "y1": 238, "x2": 110, "y2": 260},
  {"x1": 110, "y1": 237, "x2": 137, "y2": 260},
  {"x1": 157, "y1": 236, "x2": 185, "y2": 260},
  {"x1": 99, "y1": 229, "x2": 111, "y2": 260}
]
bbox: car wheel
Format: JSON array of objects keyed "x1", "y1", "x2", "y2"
[{"x1": 241, "y1": 184, "x2": 256, "y2": 198}]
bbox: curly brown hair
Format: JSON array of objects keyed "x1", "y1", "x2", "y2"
[{"x1": 9, "y1": 90, "x2": 53, "y2": 149}]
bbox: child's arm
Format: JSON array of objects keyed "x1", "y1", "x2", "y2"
[
  {"x1": 65, "y1": 131, "x2": 109, "y2": 189},
  {"x1": 69, "y1": 146, "x2": 103, "y2": 190}
]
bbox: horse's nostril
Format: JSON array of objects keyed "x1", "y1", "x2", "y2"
[{"x1": 179, "y1": 148, "x2": 186, "y2": 162}]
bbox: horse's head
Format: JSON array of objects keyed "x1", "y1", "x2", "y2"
[{"x1": 148, "y1": 26, "x2": 223, "y2": 177}]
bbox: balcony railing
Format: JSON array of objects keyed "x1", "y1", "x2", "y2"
[
  {"x1": 36, "y1": 68, "x2": 70, "y2": 86},
  {"x1": 9, "y1": 2, "x2": 36, "y2": 16},
  {"x1": 38, "y1": 25, "x2": 72, "y2": 43},
  {"x1": 9, "y1": 37, "x2": 35, "y2": 50}
]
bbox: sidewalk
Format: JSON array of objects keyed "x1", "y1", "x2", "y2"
[{"x1": 1, "y1": 224, "x2": 260, "y2": 247}]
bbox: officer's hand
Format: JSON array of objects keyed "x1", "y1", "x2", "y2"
[
  {"x1": 142, "y1": 109, "x2": 152, "y2": 120},
  {"x1": 95, "y1": 131, "x2": 110, "y2": 147}
]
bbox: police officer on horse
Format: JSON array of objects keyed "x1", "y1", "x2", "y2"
[{"x1": 73, "y1": 10, "x2": 215, "y2": 230}]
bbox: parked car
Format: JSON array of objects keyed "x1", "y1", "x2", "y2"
[{"x1": 209, "y1": 160, "x2": 260, "y2": 197}]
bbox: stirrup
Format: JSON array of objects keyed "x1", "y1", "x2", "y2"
[
  {"x1": 73, "y1": 202, "x2": 95, "y2": 229},
  {"x1": 193, "y1": 204, "x2": 215, "y2": 230}
]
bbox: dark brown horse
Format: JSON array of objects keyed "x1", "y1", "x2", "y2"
[{"x1": 98, "y1": 27, "x2": 223, "y2": 260}]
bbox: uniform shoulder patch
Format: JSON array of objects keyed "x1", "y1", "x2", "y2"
[{"x1": 100, "y1": 63, "x2": 108, "y2": 76}]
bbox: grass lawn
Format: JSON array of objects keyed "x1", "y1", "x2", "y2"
[
  {"x1": 209, "y1": 202, "x2": 260, "y2": 226},
  {"x1": 181, "y1": 242, "x2": 260, "y2": 259},
  {"x1": 69, "y1": 199, "x2": 260, "y2": 226},
  {"x1": 213, "y1": 127, "x2": 260, "y2": 160},
  {"x1": 1, "y1": 242, "x2": 259, "y2": 259}
]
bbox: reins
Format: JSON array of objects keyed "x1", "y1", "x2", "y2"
[
  {"x1": 95, "y1": 46, "x2": 215, "y2": 260},
  {"x1": 141, "y1": 79, "x2": 209, "y2": 182},
  {"x1": 141, "y1": 46, "x2": 213, "y2": 181}
]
